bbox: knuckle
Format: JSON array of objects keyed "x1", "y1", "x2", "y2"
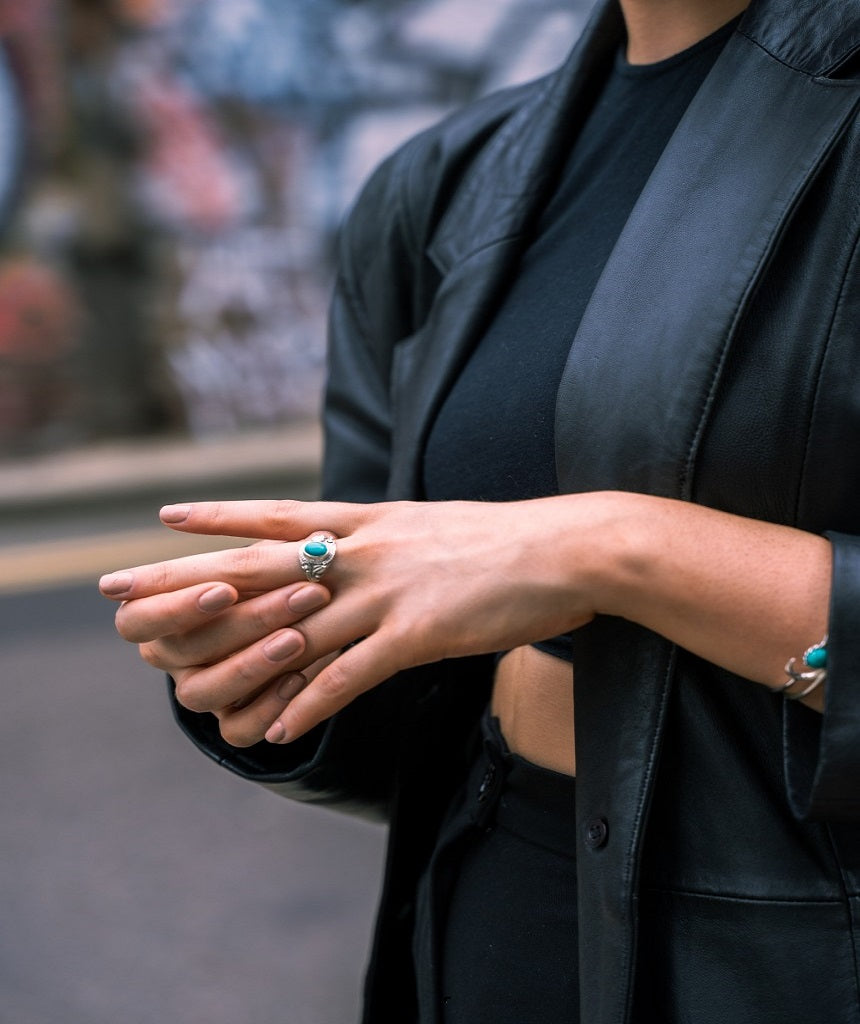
[
  {"x1": 139, "y1": 641, "x2": 165, "y2": 669},
  {"x1": 140, "y1": 636, "x2": 192, "y2": 670},
  {"x1": 142, "y1": 633, "x2": 197, "y2": 670},
  {"x1": 316, "y1": 660, "x2": 350, "y2": 702},
  {"x1": 234, "y1": 655, "x2": 263, "y2": 686},
  {"x1": 114, "y1": 607, "x2": 138, "y2": 642},
  {"x1": 203, "y1": 503, "x2": 229, "y2": 530},
  {"x1": 265, "y1": 499, "x2": 301, "y2": 533},
  {"x1": 384, "y1": 618, "x2": 417, "y2": 657},
  {"x1": 115, "y1": 602, "x2": 154, "y2": 644},
  {"x1": 230, "y1": 544, "x2": 271, "y2": 583},
  {"x1": 248, "y1": 597, "x2": 283, "y2": 635},
  {"x1": 149, "y1": 562, "x2": 175, "y2": 594},
  {"x1": 173, "y1": 674, "x2": 212, "y2": 713},
  {"x1": 218, "y1": 715, "x2": 260, "y2": 748}
]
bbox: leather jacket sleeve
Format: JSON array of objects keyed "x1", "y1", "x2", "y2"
[{"x1": 785, "y1": 532, "x2": 860, "y2": 821}]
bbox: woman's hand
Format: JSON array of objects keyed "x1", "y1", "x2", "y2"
[
  {"x1": 100, "y1": 496, "x2": 606, "y2": 745},
  {"x1": 105, "y1": 555, "x2": 334, "y2": 746},
  {"x1": 101, "y1": 490, "x2": 832, "y2": 747}
]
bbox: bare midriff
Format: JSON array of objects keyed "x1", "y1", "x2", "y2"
[{"x1": 491, "y1": 644, "x2": 576, "y2": 776}]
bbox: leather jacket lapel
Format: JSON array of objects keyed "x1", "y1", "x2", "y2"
[
  {"x1": 564, "y1": 26, "x2": 860, "y2": 1024},
  {"x1": 741, "y1": 0, "x2": 860, "y2": 76},
  {"x1": 387, "y1": 0, "x2": 624, "y2": 498},
  {"x1": 554, "y1": 31, "x2": 860, "y2": 500}
]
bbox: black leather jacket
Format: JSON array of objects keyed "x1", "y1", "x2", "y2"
[{"x1": 174, "y1": 0, "x2": 860, "y2": 1020}]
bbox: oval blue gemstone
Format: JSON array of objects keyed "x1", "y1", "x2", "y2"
[
  {"x1": 806, "y1": 646, "x2": 827, "y2": 669},
  {"x1": 304, "y1": 541, "x2": 328, "y2": 557}
]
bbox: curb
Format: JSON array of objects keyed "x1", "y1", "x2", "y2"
[
  {"x1": 0, "y1": 421, "x2": 323, "y2": 517},
  {"x1": 0, "y1": 421, "x2": 323, "y2": 594}
]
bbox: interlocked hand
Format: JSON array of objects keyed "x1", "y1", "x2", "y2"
[{"x1": 100, "y1": 496, "x2": 602, "y2": 746}]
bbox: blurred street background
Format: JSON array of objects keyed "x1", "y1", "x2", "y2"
[{"x1": 0, "y1": 1, "x2": 592, "y2": 1021}]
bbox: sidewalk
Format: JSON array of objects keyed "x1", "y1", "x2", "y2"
[{"x1": 0, "y1": 421, "x2": 323, "y2": 594}]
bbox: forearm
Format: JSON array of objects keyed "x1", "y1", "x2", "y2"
[{"x1": 590, "y1": 493, "x2": 831, "y2": 710}]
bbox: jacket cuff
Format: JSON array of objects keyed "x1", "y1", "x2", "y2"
[
  {"x1": 784, "y1": 532, "x2": 860, "y2": 820},
  {"x1": 167, "y1": 676, "x2": 395, "y2": 822}
]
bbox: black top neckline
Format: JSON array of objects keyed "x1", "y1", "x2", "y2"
[{"x1": 615, "y1": 14, "x2": 742, "y2": 79}]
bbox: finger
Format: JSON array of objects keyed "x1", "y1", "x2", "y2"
[
  {"x1": 98, "y1": 539, "x2": 298, "y2": 601},
  {"x1": 172, "y1": 625, "x2": 311, "y2": 712},
  {"x1": 211, "y1": 650, "x2": 339, "y2": 747},
  {"x1": 216, "y1": 672, "x2": 309, "y2": 748},
  {"x1": 137, "y1": 582, "x2": 330, "y2": 669},
  {"x1": 118, "y1": 579, "x2": 327, "y2": 647},
  {"x1": 157, "y1": 498, "x2": 383, "y2": 540},
  {"x1": 172, "y1": 586, "x2": 375, "y2": 713},
  {"x1": 263, "y1": 631, "x2": 404, "y2": 745},
  {"x1": 115, "y1": 582, "x2": 238, "y2": 643}
]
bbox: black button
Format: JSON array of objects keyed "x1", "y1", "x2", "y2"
[
  {"x1": 584, "y1": 817, "x2": 608, "y2": 849},
  {"x1": 477, "y1": 764, "x2": 497, "y2": 803}
]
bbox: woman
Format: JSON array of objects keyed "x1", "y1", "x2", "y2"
[{"x1": 100, "y1": 0, "x2": 860, "y2": 1020}]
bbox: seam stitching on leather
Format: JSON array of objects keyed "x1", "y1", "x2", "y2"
[
  {"x1": 680, "y1": 97, "x2": 858, "y2": 501},
  {"x1": 735, "y1": 28, "x2": 818, "y2": 78},
  {"x1": 642, "y1": 885, "x2": 844, "y2": 905},
  {"x1": 794, "y1": 222, "x2": 860, "y2": 525}
]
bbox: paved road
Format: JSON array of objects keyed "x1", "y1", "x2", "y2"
[{"x1": 0, "y1": 582, "x2": 385, "y2": 1024}]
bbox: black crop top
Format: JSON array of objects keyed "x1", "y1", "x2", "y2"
[{"x1": 422, "y1": 19, "x2": 737, "y2": 661}]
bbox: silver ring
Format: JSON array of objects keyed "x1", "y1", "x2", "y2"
[{"x1": 298, "y1": 532, "x2": 337, "y2": 582}]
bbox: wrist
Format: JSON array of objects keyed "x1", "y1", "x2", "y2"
[
  {"x1": 588, "y1": 491, "x2": 663, "y2": 620},
  {"x1": 553, "y1": 490, "x2": 658, "y2": 621}
]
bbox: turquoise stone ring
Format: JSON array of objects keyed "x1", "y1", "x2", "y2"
[{"x1": 298, "y1": 532, "x2": 337, "y2": 582}]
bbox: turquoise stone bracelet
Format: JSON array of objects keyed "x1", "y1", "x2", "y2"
[
  {"x1": 781, "y1": 634, "x2": 827, "y2": 701},
  {"x1": 804, "y1": 641, "x2": 827, "y2": 669}
]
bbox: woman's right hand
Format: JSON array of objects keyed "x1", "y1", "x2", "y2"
[{"x1": 112, "y1": 563, "x2": 332, "y2": 747}]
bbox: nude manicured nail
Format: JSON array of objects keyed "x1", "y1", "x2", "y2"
[
  {"x1": 263, "y1": 632, "x2": 302, "y2": 662},
  {"x1": 287, "y1": 586, "x2": 328, "y2": 614},
  {"x1": 198, "y1": 585, "x2": 235, "y2": 613},
  {"x1": 276, "y1": 673, "x2": 307, "y2": 702},
  {"x1": 99, "y1": 572, "x2": 133, "y2": 596},
  {"x1": 160, "y1": 504, "x2": 191, "y2": 523},
  {"x1": 265, "y1": 721, "x2": 288, "y2": 744}
]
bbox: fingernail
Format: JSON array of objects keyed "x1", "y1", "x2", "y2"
[
  {"x1": 276, "y1": 672, "x2": 306, "y2": 702},
  {"x1": 161, "y1": 504, "x2": 191, "y2": 524},
  {"x1": 287, "y1": 586, "x2": 328, "y2": 614},
  {"x1": 265, "y1": 720, "x2": 288, "y2": 744},
  {"x1": 198, "y1": 585, "x2": 235, "y2": 613},
  {"x1": 263, "y1": 631, "x2": 302, "y2": 662},
  {"x1": 99, "y1": 572, "x2": 133, "y2": 596}
]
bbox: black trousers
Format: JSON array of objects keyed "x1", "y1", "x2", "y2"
[{"x1": 413, "y1": 712, "x2": 579, "y2": 1024}]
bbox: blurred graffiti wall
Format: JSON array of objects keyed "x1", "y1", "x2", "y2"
[{"x1": 0, "y1": 0, "x2": 591, "y2": 456}]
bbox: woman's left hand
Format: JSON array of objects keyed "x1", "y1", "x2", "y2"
[{"x1": 100, "y1": 496, "x2": 606, "y2": 744}]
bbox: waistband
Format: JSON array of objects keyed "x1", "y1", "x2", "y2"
[{"x1": 465, "y1": 710, "x2": 577, "y2": 858}]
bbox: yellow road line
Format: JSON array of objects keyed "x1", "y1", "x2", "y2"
[{"x1": 0, "y1": 529, "x2": 251, "y2": 595}]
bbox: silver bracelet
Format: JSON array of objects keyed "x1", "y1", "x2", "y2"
[{"x1": 779, "y1": 635, "x2": 828, "y2": 701}]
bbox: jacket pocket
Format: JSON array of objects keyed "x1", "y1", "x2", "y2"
[{"x1": 633, "y1": 888, "x2": 860, "y2": 1024}]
